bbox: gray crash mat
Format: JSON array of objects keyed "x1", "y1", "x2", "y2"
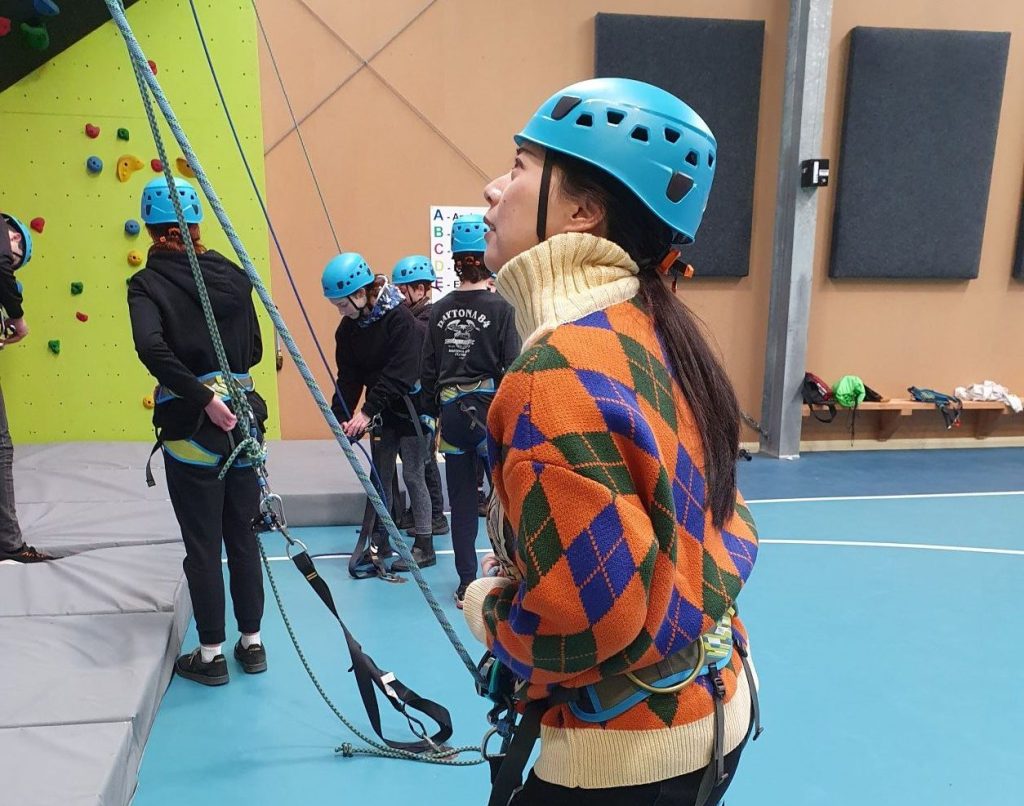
[
  {"x1": 0, "y1": 543, "x2": 188, "y2": 621},
  {"x1": 0, "y1": 612, "x2": 182, "y2": 730},
  {"x1": 0, "y1": 722, "x2": 136, "y2": 806},
  {"x1": 5, "y1": 442, "x2": 191, "y2": 806}
]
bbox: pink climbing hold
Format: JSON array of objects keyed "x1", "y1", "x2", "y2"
[
  {"x1": 30, "y1": 217, "x2": 45, "y2": 234},
  {"x1": 0, "y1": 18, "x2": 11, "y2": 37},
  {"x1": 76, "y1": 312, "x2": 89, "y2": 323},
  {"x1": 148, "y1": 59, "x2": 157, "y2": 75},
  {"x1": 85, "y1": 123, "x2": 100, "y2": 138},
  {"x1": 151, "y1": 159, "x2": 163, "y2": 172}
]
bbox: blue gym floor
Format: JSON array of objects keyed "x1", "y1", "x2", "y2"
[{"x1": 133, "y1": 449, "x2": 1024, "y2": 805}]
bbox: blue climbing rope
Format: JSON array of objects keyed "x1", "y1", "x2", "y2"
[{"x1": 104, "y1": 1, "x2": 484, "y2": 692}]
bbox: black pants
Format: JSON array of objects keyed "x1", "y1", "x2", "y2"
[
  {"x1": 440, "y1": 393, "x2": 492, "y2": 585},
  {"x1": 164, "y1": 456, "x2": 264, "y2": 646},
  {"x1": 424, "y1": 450, "x2": 445, "y2": 519},
  {"x1": 511, "y1": 735, "x2": 748, "y2": 806}
]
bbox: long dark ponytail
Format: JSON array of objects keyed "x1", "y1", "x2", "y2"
[{"x1": 548, "y1": 151, "x2": 740, "y2": 528}]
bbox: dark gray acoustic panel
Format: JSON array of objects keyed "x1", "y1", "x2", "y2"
[
  {"x1": 1014, "y1": 194, "x2": 1024, "y2": 280},
  {"x1": 595, "y1": 13, "x2": 765, "y2": 278},
  {"x1": 830, "y1": 27, "x2": 1010, "y2": 280}
]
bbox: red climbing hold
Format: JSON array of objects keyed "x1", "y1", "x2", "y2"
[
  {"x1": 85, "y1": 123, "x2": 100, "y2": 139},
  {"x1": 30, "y1": 218, "x2": 45, "y2": 233},
  {"x1": 0, "y1": 18, "x2": 11, "y2": 37},
  {"x1": 76, "y1": 312, "x2": 89, "y2": 322},
  {"x1": 151, "y1": 159, "x2": 163, "y2": 172},
  {"x1": 148, "y1": 59, "x2": 157, "y2": 75}
]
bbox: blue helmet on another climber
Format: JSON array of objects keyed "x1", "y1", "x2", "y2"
[
  {"x1": 2, "y1": 214, "x2": 33, "y2": 268},
  {"x1": 322, "y1": 252, "x2": 375, "y2": 300},
  {"x1": 391, "y1": 255, "x2": 436, "y2": 287},
  {"x1": 141, "y1": 177, "x2": 204, "y2": 225},
  {"x1": 451, "y1": 214, "x2": 491, "y2": 283}
]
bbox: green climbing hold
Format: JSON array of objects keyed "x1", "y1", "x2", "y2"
[
  {"x1": 20, "y1": 22, "x2": 49, "y2": 51},
  {"x1": 117, "y1": 127, "x2": 130, "y2": 141},
  {"x1": 47, "y1": 340, "x2": 61, "y2": 355},
  {"x1": 70, "y1": 282, "x2": 84, "y2": 295}
]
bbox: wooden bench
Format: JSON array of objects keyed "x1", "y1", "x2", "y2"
[{"x1": 802, "y1": 399, "x2": 1010, "y2": 441}]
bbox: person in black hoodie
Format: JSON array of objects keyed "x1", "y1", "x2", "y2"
[
  {"x1": 391, "y1": 254, "x2": 449, "y2": 540},
  {"x1": 420, "y1": 215, "x2": 520, "y2": 607},
  {"x1": 321, "y1": 253, "x2": 435, "y2": 573},
  {"x1": 128, "y1": 178, "x2": 268, "y2": 686},
  {"x1": 0, "y1": 212, "x2": 54, "y2": 564}
]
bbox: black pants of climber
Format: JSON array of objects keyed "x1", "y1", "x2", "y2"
[
  {"x1": 510, "y1": 736, "x2": 747, "y2": 806},
  {"x1": 440, "y1": 392, "x2": 491, "y2": 585},
  {"x1": 164, "y1": 456, "x2": 264, "y2": 646}
]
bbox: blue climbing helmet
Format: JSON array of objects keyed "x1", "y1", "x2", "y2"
[
  {"x1": 322, "y1": 252, "x2": 375, "y2": 299},
  {"x1": 451, "y1": 214, "x2": 489, "y2": 255},
  {"x1": 140, "y1": 177, "x2": 203, "y2": 225},
  {"x1": 2, "y1": 214, "x2": 33, "y2": 267},
  {"x1": 516, "y1": 77, "x2": 716, "y2": 244},
  {"x1": 391, "y1": 255, "x2": 436, "y2": 286}
]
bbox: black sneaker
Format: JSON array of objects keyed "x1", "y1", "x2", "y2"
[
  {"x1": 175, "y1": 648, "x2": 229, "y2": 686},
  {"x1": 0, "y1": 544, "x2": 55, "y2": 563},
  {"x1": 234, "y1": 640, "x2": 268, "y2": 674},
  {"x1": 391, "y1": 537, "x2": 436, "y2": 572},
  {"x1": 455, "y1": 582, "x2": 469, "y2": 609}
]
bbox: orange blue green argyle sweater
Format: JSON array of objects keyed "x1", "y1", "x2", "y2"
[{"x1": 463, "y1": 233, "x2": 759, "y2": 788}]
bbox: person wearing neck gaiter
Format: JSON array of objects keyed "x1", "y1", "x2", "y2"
[
  {"x1": 464, "y1": 79, "x2": 760, "y2": 806},
  {"x1": 322, "y1": 254, "x2": 433, "y2": 571}
]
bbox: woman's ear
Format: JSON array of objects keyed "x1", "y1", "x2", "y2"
[{"x1": 553, "y1": 175, "x2": 606, "y2": 237}]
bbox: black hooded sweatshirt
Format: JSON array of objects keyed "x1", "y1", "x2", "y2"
[
  {"x1": 128, "y1": 250, "x2": 265, "y2": 449},
  {"x1": 0, "y1": 216, "x2": 25, "y2": 319}
]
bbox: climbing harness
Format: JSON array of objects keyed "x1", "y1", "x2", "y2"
[{"x1": 480, "y1": 609, "x2": 763, "y2": 806}]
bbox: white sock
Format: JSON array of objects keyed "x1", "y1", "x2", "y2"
[
  {"x1": 241, "y1": 631, "x2": 261, "y2": 649},
  {"x1": 200, "y1": 643, "x2": 223, "y2": 663}
]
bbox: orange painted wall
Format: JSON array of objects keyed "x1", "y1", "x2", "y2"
[
  {"x1": 254, "y1": 0, "x2": 788, "y2": 438},
  {"x1": 255, "y1": 0, "x2": 1024, "y2": 441}
]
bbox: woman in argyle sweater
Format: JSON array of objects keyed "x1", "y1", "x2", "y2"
[{"x1": 463, "y1": 79, "x2": 760, "y2": 805}]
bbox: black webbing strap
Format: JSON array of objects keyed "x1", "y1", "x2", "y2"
[
  {"x1": 347, "y1": 495, "x2": 400, "y2": 582},
  {"x1": 290, "y1": 549, "x2": 452, "y2": 752},
  {"x1": 694, "y1": 664, "x2": 728, "y2": 806},
  {"x1": 808, "y1": 402, "x2": 837, "y2": 424},
  {"x1": 535, "y1": 154, "x2": 554, "y2": 243},
  {"x1": 488, "y1": 689, "x2": 577, "y2": 806},
  {"x1": 736, "y1": 641, "x2": 763, "y2": 741}
]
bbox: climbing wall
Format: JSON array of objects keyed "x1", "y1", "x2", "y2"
[{"x1": 0, "y1": 0, "x2": 278, "y2": 442}]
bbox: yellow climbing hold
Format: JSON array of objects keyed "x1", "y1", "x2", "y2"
[
  {"x1": 142, "y1": 394, "x2": 155, "y2": 410},
  {"x1": 175, "y1": 157, "x2": 196, "y2": 178},
  {"x1": 116, "y1": 155, "x2": 145, "y2": 183},
  {"x1": 127, "y1": 250, "x2": 144, "y2": 267}
]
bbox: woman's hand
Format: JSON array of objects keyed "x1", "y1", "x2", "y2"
[
  {"x1": 343, "y1": 411, "x2": 372, "y2": 439},
  {"x1": 481, "y1": 553, "x2": 502, "y2": 577},
  {"x1": 204, "y1": 396, "x2": 238, "y2": 432}
]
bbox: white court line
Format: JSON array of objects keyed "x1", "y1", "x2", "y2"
[
  {"x1": 248, "y1": 540, "x2": 1024, "y2": 563},
  {"x1": 760, "y1": 539, "x2": 1024, "y2": 556},
  {"x1": 746, "y1": 490, "x2": 1024, "y2": 505}
]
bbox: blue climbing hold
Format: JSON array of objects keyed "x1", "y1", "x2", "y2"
[
  {"x1": 124, "y1": 219, "x2": 141, "y2": 236},
  {"x1": 86, "y1": 156, "x2": 103, "y2": 174},
  {"x1": 34, "y1": 1, "x2": 60, "y2": 16}
]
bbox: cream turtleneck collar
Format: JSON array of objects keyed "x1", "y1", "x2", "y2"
[{"x1": 494, "y1": 232, "x2": 640, "y2": 347}]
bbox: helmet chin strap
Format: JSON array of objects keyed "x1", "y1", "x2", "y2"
[{"x1": 535, "y1": 152, "x2": 554, "y2": 244}]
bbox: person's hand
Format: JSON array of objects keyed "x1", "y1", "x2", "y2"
[
  {"x1": 481, "y1": 553, "x2": 502, "y2": 577},
  {"x1": 343, "y1": 411, "x2": 372, "y2": 439},
  {"x1": 1, "y1": 317, "x2": 28, "y2": 346},
  {"x1": 204, "y1": 396, "x2": 238, "y2": 432}
]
